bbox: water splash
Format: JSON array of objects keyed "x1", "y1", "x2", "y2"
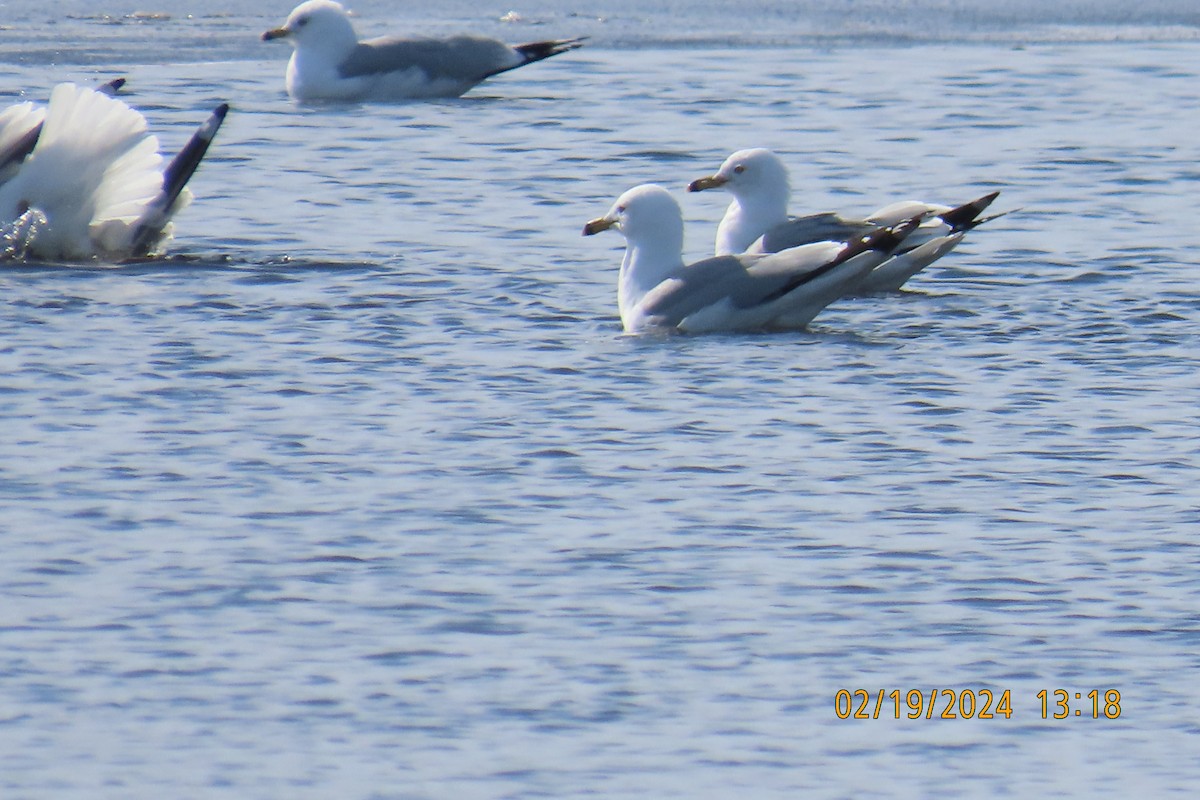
[{"x1": 0, "y1": 207, "x2": 46, "y2": 261}]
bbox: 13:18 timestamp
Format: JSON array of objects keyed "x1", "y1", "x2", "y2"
[
  {"x1": 1038, "y1": 689, "x2": 1122, "y2": 719},
  {"x1": 833, "y1": 688, "x2": 1123, "y2": 720}
]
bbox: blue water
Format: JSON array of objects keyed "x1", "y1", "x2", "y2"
[{"x1": 2, "y1": 2, "x2": 1199, "y2": 798}]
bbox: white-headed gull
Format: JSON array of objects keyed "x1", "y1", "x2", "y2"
[
  {"x1": 583, "y1": 183, "x2": 921, "y2": 334},
  {"x1": 687, "y1": 148, "x2": 1005, "y2": 292},
  {"x1": 262, "y1": 0, "x2": 586, "y2": 102},
  {"x1": 0, "y1": 82, "x2": 227, "y2": 262}
]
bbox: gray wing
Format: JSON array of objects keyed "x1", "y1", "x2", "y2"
[
  {"x1": 638, "y1": 256, "x2": 756, "y2": 325},
  {"x1": 755, "y1": 212, "x2": 876, "y2": 254},
  {"x1": 0, "y1": 128, "x2": 40, "y2": 189},
  {"x1": 640, "y1": 244, "x2": 849, "y2": 325},
  {"x1": 129, "y1": 103, "x2": 229, "y2": 257},
  {"x1": 338, "y1": 35, "x2": 518, "y2": 82}
]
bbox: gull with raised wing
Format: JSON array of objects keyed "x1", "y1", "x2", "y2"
[
  {"x1": 262, "y1": 0, "x2": 586, "y2": 102},
  {"x1": 583, "y1": 184, "x2": 921, "y2": 334},
  {"x1": 0, "y1": 82, "x2": 227, "y2": 262},
  {"x1": 687, "y1": 148, "x2": 1004, "y2": 293}
]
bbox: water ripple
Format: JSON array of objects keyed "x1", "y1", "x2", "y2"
[{"x1": 1, "y1": 16, "x2": 1199, "y2": 800}]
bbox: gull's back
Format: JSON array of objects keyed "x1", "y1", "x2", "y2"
[
  {"x1": 341, "y1": 35, "x2": 519, "y2": 86},
  {"x1": 635, "y1": 239, "x2": 867, "y2": 333},
  {"x1": 751, "y1": 212, "x2": 878, "y2": 255}
]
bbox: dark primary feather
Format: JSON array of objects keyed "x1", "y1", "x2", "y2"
[
  {"x1": 98, "y1": 77, "x2": 126, "y2": 96},
  {"x1": 936, "y1": 191, "x2": 1000, "y2": 232},
  {"x1": 750, "y1": 217, "x2": 921, "y2": 305},
  {"x1": 0, "y1": 127, "x2": 42, "y2": 185},
  {"x1": 485, "y1": 37, "x2": 588, "y2": 78}
]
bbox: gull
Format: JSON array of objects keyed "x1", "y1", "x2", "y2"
[
  {"x1": 262, "y1": 0, "x2": 586, "y2": 102},
  {"x1": 0, "y1": 82, "x2": 228, "y2": 261},
  {"x1": 582, "y1": 183, "x2": 921, "y2": 334},
  {"x1": 687, "y1": 148, "x2": 1005, "y2": 292}
]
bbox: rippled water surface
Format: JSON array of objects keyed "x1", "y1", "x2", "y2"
[{"x1": 2, "y1": 2, "x2": 1199, "y2": 798}]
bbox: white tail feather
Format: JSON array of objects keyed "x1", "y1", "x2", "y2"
[{"x1": 90, "y1": 134, "x2": 166, "y2": 253}]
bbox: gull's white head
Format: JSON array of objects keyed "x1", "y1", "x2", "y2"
[
  {"x1": 583, "y1": 184, "x2": 688, "y2": 332},
  {"x1": 582, "y1": 183, "x2": 684, "y2": 248},
  {"x1": 688, "y1": 148, "x2": 792, "y2": 255},
  {"x1": 687, "y1": 148, "x2": 791, "y2": 201},
  {"x1": 262, "y1": 0, "x2": 358, "y2": 51}
]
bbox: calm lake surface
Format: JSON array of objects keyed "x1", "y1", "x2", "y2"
[{"x1": 1, "y1": 2, "x2": 1199, "y2": 797}]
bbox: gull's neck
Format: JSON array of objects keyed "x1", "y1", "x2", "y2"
[
  {"x1": 288, "y1": 34, "x2": 359, "y2": 99},
  {"x1": 287, "y1": 24, "x2": 359, "y2": 86},
  {"x1": 618, "y1": 227, "x2": 685, "y2": 325},
  {"x1": 715, "y1": 182, "x2": 791, "y2": 256}
]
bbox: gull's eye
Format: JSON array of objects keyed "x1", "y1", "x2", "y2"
[
  {"x1": 296, "y1": 15, "x2": 309, "y2": 27},
  {"x1": 616, "y1": 204, "x2": 626, "y2": 214},
  {"x1": 733, "y1": 165, "x2": 746, "y2": 174}
]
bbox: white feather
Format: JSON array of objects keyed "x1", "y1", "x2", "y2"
[{"x1": 0, "y1": 83, "x2": 165, "y2": 260}]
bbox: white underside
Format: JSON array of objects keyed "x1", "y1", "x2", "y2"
[{"x1": 287, "y1": 55, "x2": 478, "y2": 101}]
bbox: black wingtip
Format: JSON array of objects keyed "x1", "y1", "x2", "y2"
[
  {"x1": 531, "y1": 36, "x2": 589, "y2": 56},
  {"x1": 838, "y1": 215, "x2": 923, "y2": 263},
  {"x1": 207, "y1": 104, "x2": 231, "y2": 137},
  {"x1": 967, "y1": 207, "x2": 1019, "y2": 229},
  {"x1": 755, "y1": 217, "x2": 922, "y2": 303},
  {"x1": 0, "y1": 127, "x2": 42, "y2": 179},
  {"x1": 99, "y1": 77, "x2": 127, "y2": 96},
  {"x1": 938, "y1": 191, "x2": 1001, "y2": 232},
  {"x1": 159, "y1": 102, "x2": 229, "y2": 203},
  {"x1": 501, "y1": 36, "x2": 589, "y2": 74}
]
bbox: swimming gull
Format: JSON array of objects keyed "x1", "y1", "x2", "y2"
[
  {"x1": 262, "y1": 0, "x2": 586, "y2": 102},
  {"x1": 0, "y1": 82, "x2": 228, "y2": 261},
  {"x1": 582, "y1": 183, "x2": 921, "y2": 334},
  {"x1": 687, "y1": 148, "x2": 1005, "y2": 292}
]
